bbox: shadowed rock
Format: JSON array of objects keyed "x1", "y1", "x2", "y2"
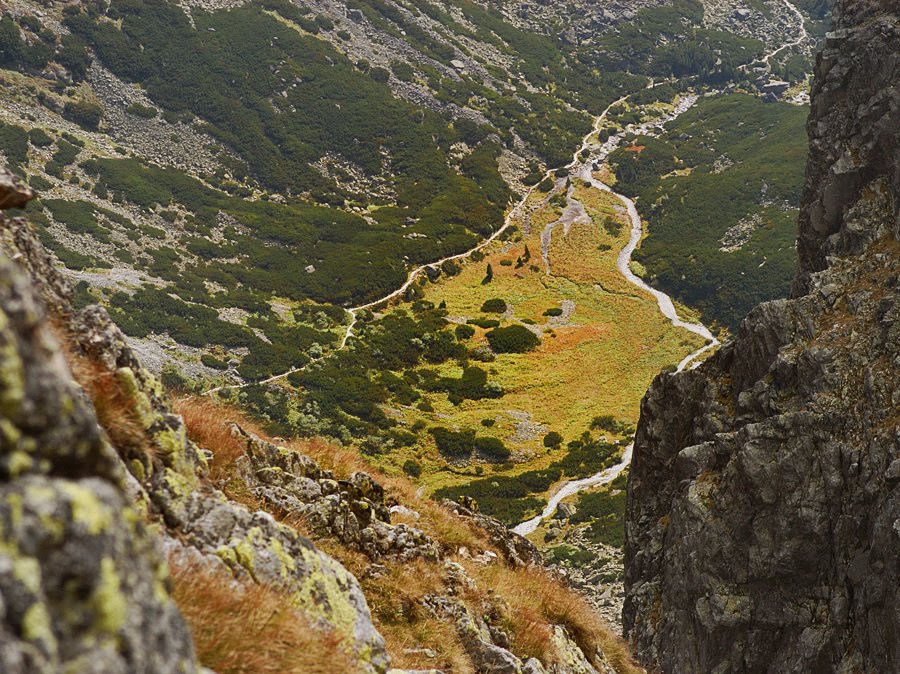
[{"x1": 624, "y1": 1, "x2": 900, "y2": 672}]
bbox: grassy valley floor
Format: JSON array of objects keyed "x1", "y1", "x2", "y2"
[{"x1": 370, "y1": 168, "x2": 706, "y2": 516}]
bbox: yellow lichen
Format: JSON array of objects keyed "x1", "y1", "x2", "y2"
[
  {"x1": 22, "y1": 602, "x2": 54, "y2": 646},
  {"x1": 0, "y1": 311, "x2": 25, "y2": 418},
  {"x1": 7, "y1": 451, "x2": 33, "y2": 478},
  {"x1": 13, "y1": 556, "x2": 42, "y2": 593},
  {"x1": 59, "y1": 483, "x2": 112, "y2": 535},
  {"x1": 92, "y1": 558, "x2": 128, "y2": 635}
]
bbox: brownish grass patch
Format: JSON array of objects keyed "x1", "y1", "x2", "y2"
[
  {"x1": 172, "y1": 397, "x2": 640, "y2": 673},
  {"x1": 468, "y1": 564, "x2": 643, "y2": 674},
  {"x1": 169, "y1": 559, "x2": 357, "y2": 674},
  {"x1": 57, "y1": 335, "x2": 150, "y2": 459}
]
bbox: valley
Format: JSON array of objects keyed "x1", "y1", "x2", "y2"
[{"x1": 0, "y1": 0, "x2": 833, "y2": 669}]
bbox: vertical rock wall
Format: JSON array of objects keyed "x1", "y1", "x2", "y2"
[{"x1": 624, "y1": 1, "x2": 900, "y2": 672}]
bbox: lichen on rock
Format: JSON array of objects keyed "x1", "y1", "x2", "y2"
[
  {"x1": 0, "y1": 169, "x2": 197, "y2": 673},
  {"x1": 0, "y1": 168, "x2": 390, "y2": 673}
]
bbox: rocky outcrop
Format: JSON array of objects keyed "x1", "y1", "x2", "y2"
[
  {"x1": 0, "y1": 165, "x2": 630, "y2": 674},
  {"x1": 794, "y1": 0, "x2": 900, "y2": 292},
  {"x1": 0, "y1": 174, "x2": 390, "y2": 673},
  {"x1": 0, "y1": 171, "x2": 196, "y2": 673},
  {"x1": 624, "y1": 1, "x2": 900, "y2": 672},
  {"x1": 423, "y1": 562, "x2": 615, "y2": 674},
  {"x1": 442, "y1": 498, "x2": 542, "y2": 568},
  {"x1": 233, "y1": 425, "x2": 440, "y2": 561}
]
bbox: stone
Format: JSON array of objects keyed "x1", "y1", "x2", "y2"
[
  {"x1": 442, "y1": 499, "x2": 541, "y2": 567},
  {"x1": 0, "y1": 205, "x2": 196, "y2": 672},
  {"x1": 0, "y1": 211, "x2": 391, "y2": 673},
  {"x1": 0, "y1": 170, "x2": 34, "y2": 210}
]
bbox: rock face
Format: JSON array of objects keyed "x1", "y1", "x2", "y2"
[
  {"x1": 234, "y1": 425, "x2": 440, "y2": 561},
  {"x1": 0, "y1": 171, "x2": 197, "y2": 673},
  {"x1": 441, "y1": 498, "x2": 542, "y2": 568},
  {"x1": 623, "y1": 1, "x2": 900, "y2": 672}
]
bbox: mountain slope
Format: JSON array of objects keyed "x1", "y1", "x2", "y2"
[
  {"x1": 0, "y1": 0, "x2": 816, "y2": 388},
  {"x1": 0, "y1": 167, "x2": 641, "y2": 673}
]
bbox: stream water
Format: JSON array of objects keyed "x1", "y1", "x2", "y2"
[{"x1": 513, "y1": 94, "x2": 718, "y2": 536}]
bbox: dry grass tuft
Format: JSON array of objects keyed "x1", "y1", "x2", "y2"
[
  {"x1": 60, "y1": 339, "x2": 151, "y2": 459},
  {"x1": 169, "y1": 559, "x2": 357, "y2": 674},
  {"x1": 468, "y1": 564, "x2": 642, "y2": 674},
  {"x1": 174, "y1": 396, "x2": 247, "y2": 480}
]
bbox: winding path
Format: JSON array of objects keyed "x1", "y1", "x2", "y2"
[
  {"x1": 204, "y1": 95, "x2": 632, "y2": 396},
  {"x1": 741, "y1": 0, "x2": 809, "y2": 72},
  {"x1": 512, "y1": 2, "x2": 815, "y2": 535}
]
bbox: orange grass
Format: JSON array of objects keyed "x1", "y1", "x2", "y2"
[
  {"x1": 173, "y1": 396, "x2": 641, "y2": 673},
  {"x1": 169, "y1": 560, "x2": 357, "y2": 674}
]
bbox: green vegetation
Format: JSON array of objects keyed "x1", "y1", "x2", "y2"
[
  {"x1": 0, "y1": 121, "x2": 29, "y2": 173},
  {"x1": 435, "y1": 434, "x2": 623, "y2": 524},
  {"x1": 571, "y1": 472, "x2": 628, "y2": 548},
  {"x1": 126, "y1": 102, "x2": 158, "y2": 118},
  {"x1": 63, "y1": 99, "x2": 103, "y2": 130},
  {"x1": 609, "y1": 94, "x2": 807, "y2": 329},
  {"x1": 402, "y1": 459, "x2": 422, "y2": 478},
  {"x1": 544, "y1": 431, "x2": 563, "y2": 448},
  {"x1": 480, "y1": 298, "x2": 507, "y2": 313},
  {"x1": 66, "y1": 0, "x2": 509, "y2": 227},
  {"x1": 547, "y1": 544, "x2": 596, "y2": 565},
  {"x1": 486, "y1": 325, "x2": 541, "y2": 353}
]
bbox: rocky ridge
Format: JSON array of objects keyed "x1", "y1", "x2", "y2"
[
  {"x1": 0, "y1": 172, "x2": 196, "y2": 673},
  {"x1": 0, "y1": 170, "x2": 391, "y2": 672},
  {"x1": 624, "y1": 0, "x2": 900, "y2": 671}
]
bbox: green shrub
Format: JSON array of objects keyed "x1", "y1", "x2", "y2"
[
  {"x1": 486, "y1": 325, "x2": 540, "y2": 353},
  {"x1": 430, "y1": 427, "x2": 474, "y2": 458},
  {"x1": 543, "y1": 431, "x2": 563, "y2": 448},
  {"x1": 391, "y1": 61, "x2": 414, "y2": 82},
  {"x1": 63, "y1": 99, "x2": 103, "y2": 130},
  {"x1": 573, "y1": 488, "x2": 626, "y2": 548},
  {"x1": 402, "y1": 459, "x2": 422, "y2": 478},
  {"x1": 369, "y1": 66, "x2": 390, "y2": 82},
  {"x1": 590, "y1": 415, "x2": 632, "y2": 435},
  {"x1": 314, "y1": 14, "x2": 334, "y2": 30},
  {"x1": 28, "y1": 128, "x2": 53, "y2": 147},
  {"x1": 28, "y1": 174, "x2": 51, "y2": 192},
  {"x1": 126, "y1": 102, "x2": 158, "y2": 118},
  {"x1": 467, "y1": 317, "x2": 500, "y2": 329},
  {"x1": 543, "y1": 307, "x2": 563, "y2": 317},
  {"x1": 201, "y1": 354, "x2": 229, "y2": 370},
  {"x1": 454, "y1": 324, "x2": 475, "y2": 340},
  {"x1": 547, "y1": 544, "x2": 596, "y2": 565},
  {"x1": 480, "y1": 298, "x2": 507, "y2": 313},
  {"x1": 474, "y1": 435, "x2": 510, "y2": 462}
]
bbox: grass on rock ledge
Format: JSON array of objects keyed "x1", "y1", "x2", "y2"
[{"x1": 174, "y1": 397, "x2": 642, "y2": 674}]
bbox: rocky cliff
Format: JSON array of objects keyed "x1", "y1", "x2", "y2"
[
  {"x1": 624, "y1": 0, "x2": 900, "y2": 672},
  {"x1": 0, "y1": 171, "x2": 197, "y2": 673}
]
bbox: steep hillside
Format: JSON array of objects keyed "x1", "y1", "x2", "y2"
[
  {"x1": 0, "y1": 168, "x2": 641, "y2": 673},
  {"x1": 624, "y1": 0, "x2": 900, "y2": 671},
  {"x1": 609, "y1": 93, "x2": 809, "y2": 330}
]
